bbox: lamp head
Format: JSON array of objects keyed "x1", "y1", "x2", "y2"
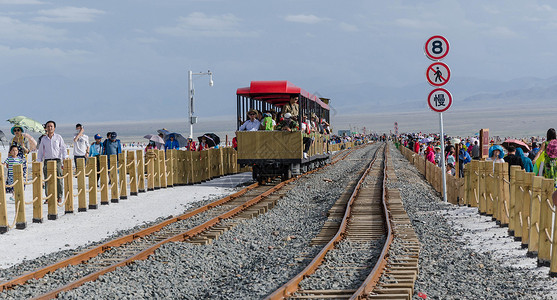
[{"x1": 209, "y1": 72, "x2": 214, "y2": 86}]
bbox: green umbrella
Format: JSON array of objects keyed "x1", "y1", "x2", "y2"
[{"x1": 7, "y1": 116, "x2": 45, "y2": 134}]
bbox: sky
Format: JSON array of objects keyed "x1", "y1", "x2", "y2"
[{"x1": 1, "y1": 0, "x2": 557, "y2": 134}]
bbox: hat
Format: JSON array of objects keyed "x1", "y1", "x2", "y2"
[
  {"x1": 11, "y1": 125, "x2": 24, "y2": 135},
  {"x1": 248, "y1": 109, "x2": 258, "y2": 115},
  {"x1": 284, "y1": 113, "x2": 292, "y2": 119},
  {"x1": 110, "y1": 132, "x2": 117, "y2": 139},
  {"x1": 94, "y1": 134, "x2": 102, "y2": 140}
]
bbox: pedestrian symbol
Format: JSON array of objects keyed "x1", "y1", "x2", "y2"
[{"x1": 426, "y1": 62, "x2": 450, "y2": 87}]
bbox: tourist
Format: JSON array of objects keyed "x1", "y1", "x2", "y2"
[
  {"x1": 37, "y1": 120, "x2": 67, "y2": 203},
  {"x1": 516, "y1": 148, "x2": 533, "y2": 173},
  {"x1": 487, "y1": 145, "x2": 505, "y2": 172},
  {"x1": 534, "y1": 128, "x2": 556, "y2": 175},
  {"x1": 9, "y1": 125, "x2": 29, "y2": 179},
  {"x1": 3, "y1": 145, "x2": 25, "y2": 201},
  {"x1": 238, "y1": 109, "x2": 261, "y2": 131},
  {"x1": 165, "y1": 134, "x2": 180, "y2": 150},
  {"x1": 282, "y1": 95, "x2": 299, "y2": 118},
  {"x1": 73, "y1": 123, "x2": 89, "y2": 165},
  {"x1": 503, "y1": 145, "x2": 523, "y2": 177}
]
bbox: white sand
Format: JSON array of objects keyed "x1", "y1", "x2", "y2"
[{"x1": 0, "y1": 144, "x2": 252, "y2": 268}]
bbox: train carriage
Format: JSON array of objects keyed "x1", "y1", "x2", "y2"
[{"x1": 236, "y1": 81, "x2": 331, "y2": 182}]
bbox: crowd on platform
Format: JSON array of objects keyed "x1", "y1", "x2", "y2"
[
  {"x1": 398, "y1": 128, "x2": 557, "y2": 206},
  {"x1": 1, "y1": 121, "x2": 214, "y2": 204}
]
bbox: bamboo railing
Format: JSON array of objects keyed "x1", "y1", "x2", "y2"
[{"x1": 400, "y1": 145, "x2": 557, "y2": 277}]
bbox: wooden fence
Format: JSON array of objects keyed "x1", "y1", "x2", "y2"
[
  {"x1": 399, "y1": 146, "x2": 463, "y2": 205},
  {"x1": 0, "y1": 147, "x2": 241, "y2": 233},
  {"x1": 400, "y1": 146, "x2": 557, "y2": 277},
  {"x1": 0, "y1": 141, "x2": 352, "y2": 234}
]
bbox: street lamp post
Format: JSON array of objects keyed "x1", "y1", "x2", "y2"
[{"x1": 188, "y1": 70, "x2": 214, "y2": 139}]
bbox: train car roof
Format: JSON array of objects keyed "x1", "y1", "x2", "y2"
[{"x1": 236, "y1": 81, "x2": 329, "y2": 110}]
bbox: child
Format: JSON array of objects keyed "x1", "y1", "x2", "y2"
[{"x1": 3, "y1": 145, "x2": 25, "y2": 201}]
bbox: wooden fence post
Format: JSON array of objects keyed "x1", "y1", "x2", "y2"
[
  {"x1": 0, "y1": 165, "x2": 7, "y2": 233},
  {"x1": 513, "y1": 169, "x2": 525, "y2": 240},
  {"x1": 159, "y1": 149, "x2": 167, "y2": 188},
  {"x1": 172, "y1": 149, "x2": 179, "y2": 186},
  {"x1": 507, "y1": 165, "x2": 520, "y2": 231},
  {"x1": 128, "y1": 151, "x2": 138, "y2": 196},
  {"x1": 46, "y1": 160, "x2": 58, "y2": 220},
  {"x1": 76, "y1": 158, "x2": 87, "y2": 212},
  {"x1": 136, "y1": 149, "x2": 146, "y2": 193},
  {"x1": 147, "y1": 150, "x2": 155, "y2": 191},
  {"x1": 63, "y1": 159, "x2": 74, "y2": 214},
  {"x1": 478, "y1": 161, "x2": 488, "y2": 215},
  {"x1": 486, "y1": 161, "x2": 495, "y2": 216},
  {"x1": 166, "y1": 150, "x2": 174, "y2": 187},
  {"x1": 521, "y1": 172, "x2": 534, "y2": 249},
  {"x1": 499, "y1": 163, "x2": 510, "y2": 226},
  {"x1": 204, "y1": 150, "x2": 210, "y2": 181},
  {"x1": 13, "y1": 164, "x2": 26, "y2": 229},
  {"x1": 537, "y1": 178, "x2": 554, "y2": 267},
  {"x1": 87, "y1": 157, "x2": 98, "y2": 209},
  {"x1": 152, "y1": 149, "x2": 160, "y2": 189},
  {"x1": 118, "y1": 152, "x2": 128, "y2": 200},
  {"x1": 527, "y1": 176, "x2": 543, "y2": 258},
  {"x1": 99, "y1": 155, "x2": 110, "y2": 205},
  {"x1": 550, "y1": 200, "x2": 557, "y2": 276},
  {"x1": 109, "y1": 154, "x2": 119, "y2": 203},
  {"x1": 31, "y1": 161, "x2": 43, "y2": 223}
]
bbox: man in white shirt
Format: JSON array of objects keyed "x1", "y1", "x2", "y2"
[
  {"x1": 37, "y1": 120, "x2": 67, "y2": 205},
  {"x1": 73, "y1": 123, "x2": 89, "y2": 165},
  {"x1": 238, "y1": 109, "x2": 261, "y2": 131}
]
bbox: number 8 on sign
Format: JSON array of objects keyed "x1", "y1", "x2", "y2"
[{"x1": 425, "y1": 35, "x2": 449, "y2": 61}]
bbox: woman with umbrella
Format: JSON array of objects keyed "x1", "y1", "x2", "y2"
[{"x1": 10, "y1": 125, "x2": 30, "y2": 177}]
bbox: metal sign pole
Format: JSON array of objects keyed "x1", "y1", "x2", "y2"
[{"x1": 439, "y1": 112, "x2": 447, "y2": 202}]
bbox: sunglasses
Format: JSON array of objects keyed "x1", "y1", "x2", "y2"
[
  {"x1": 248, "y1": 113, "x2": 256, "y2": 116},
  {"x1": 14, "y1": 129, "x2": 21, "y2": 132}
]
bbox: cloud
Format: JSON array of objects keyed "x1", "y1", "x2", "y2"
[
  {"x1": 394, "y1": 18, "x2": 442, "y2": 29},
  {"x1": 156, "y1": 12, "x2": 258, "y2": 37},
  {"x1": 284, "y1": 14, "x2": 330, "y2": 24},
  {"x1": 483, "y1": 26, "x2": 519, "y2": 38},
  {"x1": 33, "y1": 6, "x2": 105, "y2": 23},
  {"x1": 0, "y1": 44, "x2": 90, "y2": 57},
  {"x1": 339, "y1": 22, "x2": 358, "y2": 32},
  {"x1": 0, "y1": 16, "x2": 66, "y2": 41},
  {"x1": 0, "y1": 0, "x2": 44, "y2": 4}
]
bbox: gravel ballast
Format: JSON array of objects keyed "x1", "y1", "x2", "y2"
[
  {"x1": 1, "y1": 144, "x2": 381, "y2": 299},
  {"x1": 388, "y1": 144, "x2": 557, "y2": 300}
]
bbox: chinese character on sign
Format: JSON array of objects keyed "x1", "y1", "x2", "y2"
[{"x1": 434, "y1": 94, "x2": 446, "y2": 106}]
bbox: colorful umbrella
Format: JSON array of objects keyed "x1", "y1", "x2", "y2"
[
  {"x1": 7, "y1": 116, "x2": 45, "y2": 134},
  {"x1": 502, "y1": 139, "x2": 530, "y2": 152}
]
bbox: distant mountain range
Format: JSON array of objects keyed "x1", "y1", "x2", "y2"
[{"x1": 321, "y1": 76, "x2": 557, "y2": 114}]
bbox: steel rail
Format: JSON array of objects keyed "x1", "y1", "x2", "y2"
[
  {"x1": 0, "y1": 182, "x2": 260, "y2": 292},
  {"x1": 29, "y1": 144, "x2": 364, "y2": 299},
  {"x1": 266, "y1": 143, "x2": 385, "y2": 299},
  {"x1": 350, "y1": 143, "x2": 393, "y2": 299}
]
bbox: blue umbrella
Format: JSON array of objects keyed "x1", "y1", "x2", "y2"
[{"x1": 488, "y1": 145, "x2": 505, "y2": 159}]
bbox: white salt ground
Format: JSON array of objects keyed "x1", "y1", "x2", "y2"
[
  {"x1": 0, "y1": 171, "x2": 252, "y2": 269},
  {"x1": 446, "y1": 206, "x2": 557, "y2": 294}
]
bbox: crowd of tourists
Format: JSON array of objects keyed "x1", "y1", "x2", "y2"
[{"x1": 398, "y1": 128, "x2": 557, "y2": 206}]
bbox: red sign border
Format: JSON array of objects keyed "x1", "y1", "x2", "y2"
[
  {"x1": 426, "y1": 62, "x2": 451, "y2": 87},
  {"x1": 427, "y1": 88, "x2": 452, "y2": 113},
  {"x1": 424, "y1": 35, "x2": 449, "y2": 61}
]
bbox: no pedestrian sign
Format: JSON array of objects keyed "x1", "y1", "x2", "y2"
[
  {"x1": 424, "y1": 35, "x2": 449, "y2": 61},
  {"x1": 427, "y1": 88, "x2": 452, "y2": 113},
  {"x1": 426, "y1": 62, "x2": 450, "y2": 87}
]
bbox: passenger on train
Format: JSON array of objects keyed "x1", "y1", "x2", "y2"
[
  {"x1": 260, "y1": 111, "x2": 275, "y2": 131},
  {"x1": 238, "y1": 109, "x2": 261, "y2": 131},
  {"x1": 275, "y1": 113, "x2": 298, "y2": 132},
  {"x1": 282, "y1": 95, "x2": 299, "y2": 117}
]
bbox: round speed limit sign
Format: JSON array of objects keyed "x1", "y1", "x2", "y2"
[{"x1": 424, "y1": 35, "x2": 449, "y2": 61}]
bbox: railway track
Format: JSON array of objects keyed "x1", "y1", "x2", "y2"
[
  {"x1": 267, "y1": 143, "x2": 420, "y2": 300},
  {"x1": 0, "y1": 146, "x2": 361, "y2": 299}
]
